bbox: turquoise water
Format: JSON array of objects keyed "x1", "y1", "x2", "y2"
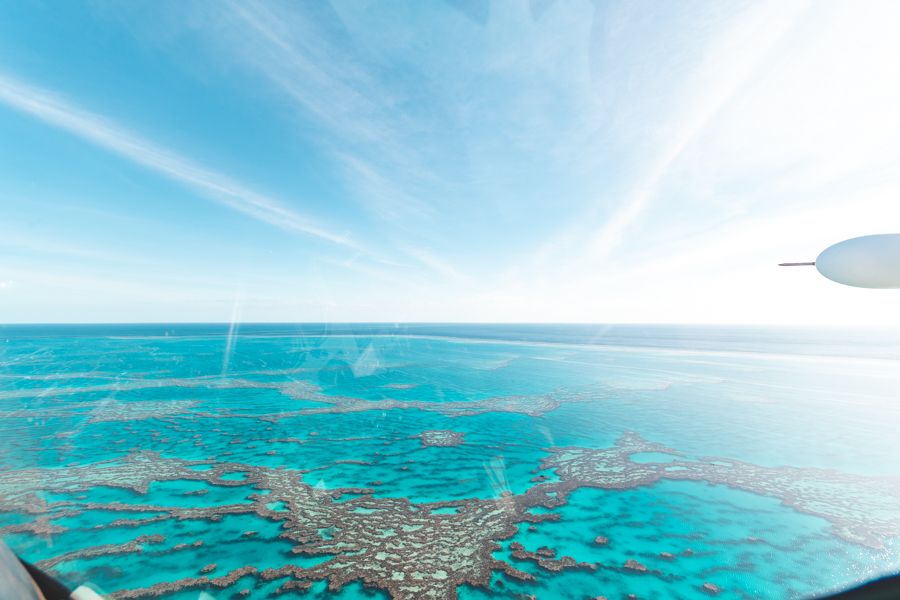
[{"x1": 1, "y1": 324, "x2": 900, "y2": 599}]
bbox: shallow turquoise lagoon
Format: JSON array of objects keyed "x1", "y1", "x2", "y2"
[{"x1": 1, "y1": 324, "x2": 899, "y2": 599}]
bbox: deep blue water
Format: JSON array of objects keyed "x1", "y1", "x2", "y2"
[{"x1": 1, "y1": 324, "x2": 899, "y2": 599}]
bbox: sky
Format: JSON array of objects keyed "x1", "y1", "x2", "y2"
[{"x1": 1, "y1": 0, "x2": 900, "y2": 325}]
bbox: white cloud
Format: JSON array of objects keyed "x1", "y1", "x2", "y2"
[
  {"x1": 0, "y1": 72, "x2": 355, "y2": 248},
  {"x1": 214, "y1": 1, "x2": 437, "y2": 223},
  {"x1": 585, "y1": 0, "x2": 811, "y2": 263},
  {"x1": 402, "y1": 245, "x2": 469, "y2": 285}
]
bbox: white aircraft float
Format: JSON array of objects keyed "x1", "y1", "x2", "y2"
[{"x1": 780, "y1": 233, "x2": 900, "y2": 288}]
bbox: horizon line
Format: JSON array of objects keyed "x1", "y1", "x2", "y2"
[{"x1": 0, "y1": 321, "x2": 888, "y2": 329}]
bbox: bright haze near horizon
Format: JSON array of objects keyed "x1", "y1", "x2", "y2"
[{"x1": 1, "y1": 0, "x2": 899, "y2": 326}]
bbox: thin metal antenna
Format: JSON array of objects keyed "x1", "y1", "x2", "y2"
[{"x1": 778, "y1": 262, "x2": 816, "y2": 266}]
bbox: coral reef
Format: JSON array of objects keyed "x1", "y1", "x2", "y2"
[
  {"x1": 2, "y1": 430, "x2": 898, "y2": 598},
  {"x1": 418, "y1": 430, "x2": 465, "y2": 448}
]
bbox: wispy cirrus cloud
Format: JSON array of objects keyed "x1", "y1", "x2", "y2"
[
  {"x1": 508, "y1": 0, "x2": 812, "y2": 285},
  {"x1": 402, "y1": 245, "x2": 469, "y2": 285},
  {"x1": 0, "y1": 228, "x2": 118, "y2": 262},
  {"x1": 0, "y1": 72, "x2": 354, "y2": 248},
  {"x1": 583, "y1": 0, "x2": 811, "y2": 263},
  {"x1": 205, "y1": 0, "x2": 438, "y2": 223}
]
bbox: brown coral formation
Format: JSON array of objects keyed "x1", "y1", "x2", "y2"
[
  {"x1": 702, "y1": 582, "x2": 722, "y2": 595},
  {"x1": 622, "y1": 559, "x2": 647, "y2": 573},
  {"x1": 2, "y1": 430, "x2": 899, "y2": 599},
  {"x1": 418, "y1": 430, "x2": 464, "y2": 448},
  {"x1": 0, "y1": 376, "x2": 603, "y2": 420},
  {"x1": 0, "y1": 400, "x2": 198, "y2": 423},
  {"x1": 35, "y1": 534, "x2": 166, "y2": 570},
  {"x1": 539, "y1": 432, "x2": 900, "y2": 549},
  {"x1": 508, "y1": 542, "x2": 597, "y2": 573}
]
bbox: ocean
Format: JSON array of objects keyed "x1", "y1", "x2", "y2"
[{"x1": 1, "y1": 324, "x2": 899, "y2": 599}]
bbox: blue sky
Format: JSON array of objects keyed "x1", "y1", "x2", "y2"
[{"x1": 1, "y1": 0, "x2": 899, "y2": 324}]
